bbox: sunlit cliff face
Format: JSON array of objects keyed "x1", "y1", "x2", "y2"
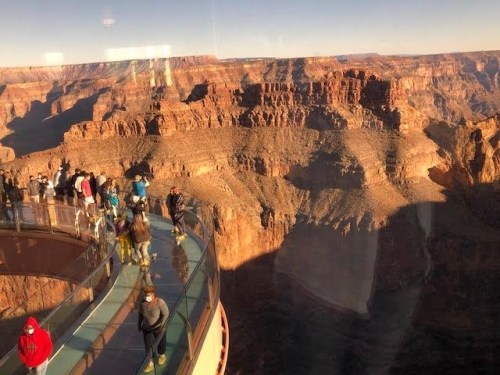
[{"x1": 1, "y1": 51, "x2": 500, "y2": 373}]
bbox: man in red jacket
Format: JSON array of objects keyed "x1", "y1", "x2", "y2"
[{"x1": 18, "y1": 316, "x2": 53, "y2": 375}]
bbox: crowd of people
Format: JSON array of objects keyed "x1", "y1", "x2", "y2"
[
  {"x1": 1, "y1": 166, "x2": 188, "y2": 264},
  {"x1": 0, "y1": 167, "x2": 114, "y2": 224},
  {"x1": 3, "y1": 167, "x2": 192, "y2": 373}
]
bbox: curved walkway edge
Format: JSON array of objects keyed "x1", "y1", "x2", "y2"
[{"x1": 47, "y1": 253, "x2": 141, "y2": 374}]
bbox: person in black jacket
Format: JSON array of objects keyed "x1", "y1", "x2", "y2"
[
  {"x1": 165, "y1": 187, "x2": 178, "y2": 234},
  {"x1": 171, "y1": 187, "x2": 186, "y2": 242},
  {"x1": 67, "y1": 168, "x2": 80, "y2": 206}
]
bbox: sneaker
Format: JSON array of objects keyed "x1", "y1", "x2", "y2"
[
  {"x1": 144, "y1": 360, "x2": 154, "y2": 373},
  {"x1": 157, "y1": 354, "x2": 167, "y2": 366}
]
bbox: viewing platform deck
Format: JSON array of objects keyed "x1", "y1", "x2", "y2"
[{"x1": 0, "y1": 200, "x2": 227, "y2": 375}]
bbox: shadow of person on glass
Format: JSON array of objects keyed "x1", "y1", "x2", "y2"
[{"x1": 171, "y1": 243, "x2": 188, "y2": 284}]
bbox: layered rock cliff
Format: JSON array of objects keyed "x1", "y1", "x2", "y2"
[
  {"x1": 1, "y1": 51, "x2": 500, "y2": 373},
  {"x1": 1, "y1": 51, "x2": 499, "y2": 157},
  {"x1": 1, "y1": 52, "x2": 499, "y2": 270}
]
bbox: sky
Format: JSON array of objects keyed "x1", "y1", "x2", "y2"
[{"x1": 0, "y1": 0, "x2": 498, "y2": 67}]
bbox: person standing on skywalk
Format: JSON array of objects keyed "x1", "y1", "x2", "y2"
[
  {"x1": 18, "y1": 316, "x2": 53, "y2": 375},
  {"x1": 138, "y1": 285, "x2": 169, "y2": 373}
]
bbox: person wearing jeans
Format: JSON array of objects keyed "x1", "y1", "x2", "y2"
[{"x1": 138, "y1": 285, "x2": 169, "y2": 373}]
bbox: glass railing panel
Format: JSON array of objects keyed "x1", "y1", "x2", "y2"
[
  {"x1": 0, "y1": 278, "x2": 69, "y2": 374},
  {"x1": 58, "y1": 249, "x2": 90, "y2": 281},
  {"x1": 0, "y1": 246, "x2": 90, "y2": 325},
  {"x1": 0, "y1": 202, "x2": 107, "y2": 240},
  {"x1": 184, "y1": 210, "x2": 205, "y2": 244},
  {"x1": 0, "y1": 255, "x2": 113, "y2": 372},
  {"x1": 0, "y1": 202, "x2": 115, "y2": 374},
  {"x1": 16, "y1": 202, "x2": 38, "y2": 225},
  {"x1": 0, "y1": 279, "x2": 94, "y2": 374},
  {"x1": 0, "y1": 203, "x2": 14, "y2": 226},
  {"x1": 0, "y1": 350, "x2": 24, "y2": 375},
  {"x1": 25, "y1": 252, "x2": 112, "y2": 362},
  {"x1": 43, "y1": 285, "x2": 92, "y2": 343},
  {"x1": 185, "y1": 260, "x2": 210, "y2": 332},
  {"x1": 164, "y1": 291, "x2": 190, "y2": 373}
]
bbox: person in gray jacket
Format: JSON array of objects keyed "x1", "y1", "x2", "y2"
[{"x1": 138, "y1": 285, "x2": 169, "y2": 372}]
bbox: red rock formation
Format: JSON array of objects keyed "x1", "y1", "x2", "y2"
[
  {"x1": 427, "y1": 114, "x2": 500, "y2": 190},
  {"x1": 0, "y1": 82, "x2": 54, "y2": 137},
  {"x1": 1, "y1": 51, "x2": 500, "y2": 271},
  {"x1": 0, "y1": 142, "x2": 15, "y2": 162},
  {"x1": 2, "y1": 51, "x2": 500, "y2": 154},
  {"x1": 3, "y1": 52, "x2": 500, "y2": 375}
]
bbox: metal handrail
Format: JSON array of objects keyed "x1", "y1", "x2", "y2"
[{"x1": 41, "y1": 220, "x2": 117, "y2": 325}]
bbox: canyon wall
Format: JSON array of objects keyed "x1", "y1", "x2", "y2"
[
  {"x1": 1, "y1": 52, "x2": 499, "y2": 158},
  {"x1": 1, "y1": 52, "x2": 500, "y2": 373},
  {"x1": 0, "y1": 52, "x2": 499, "y2": 272},
  {"x1": 0, "y1": 60, "x2": 498, "y2": 275}
]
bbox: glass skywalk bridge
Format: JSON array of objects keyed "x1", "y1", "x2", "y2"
[{"x1": 0, "y1": 198, "x2": 227, "y2": 374}]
